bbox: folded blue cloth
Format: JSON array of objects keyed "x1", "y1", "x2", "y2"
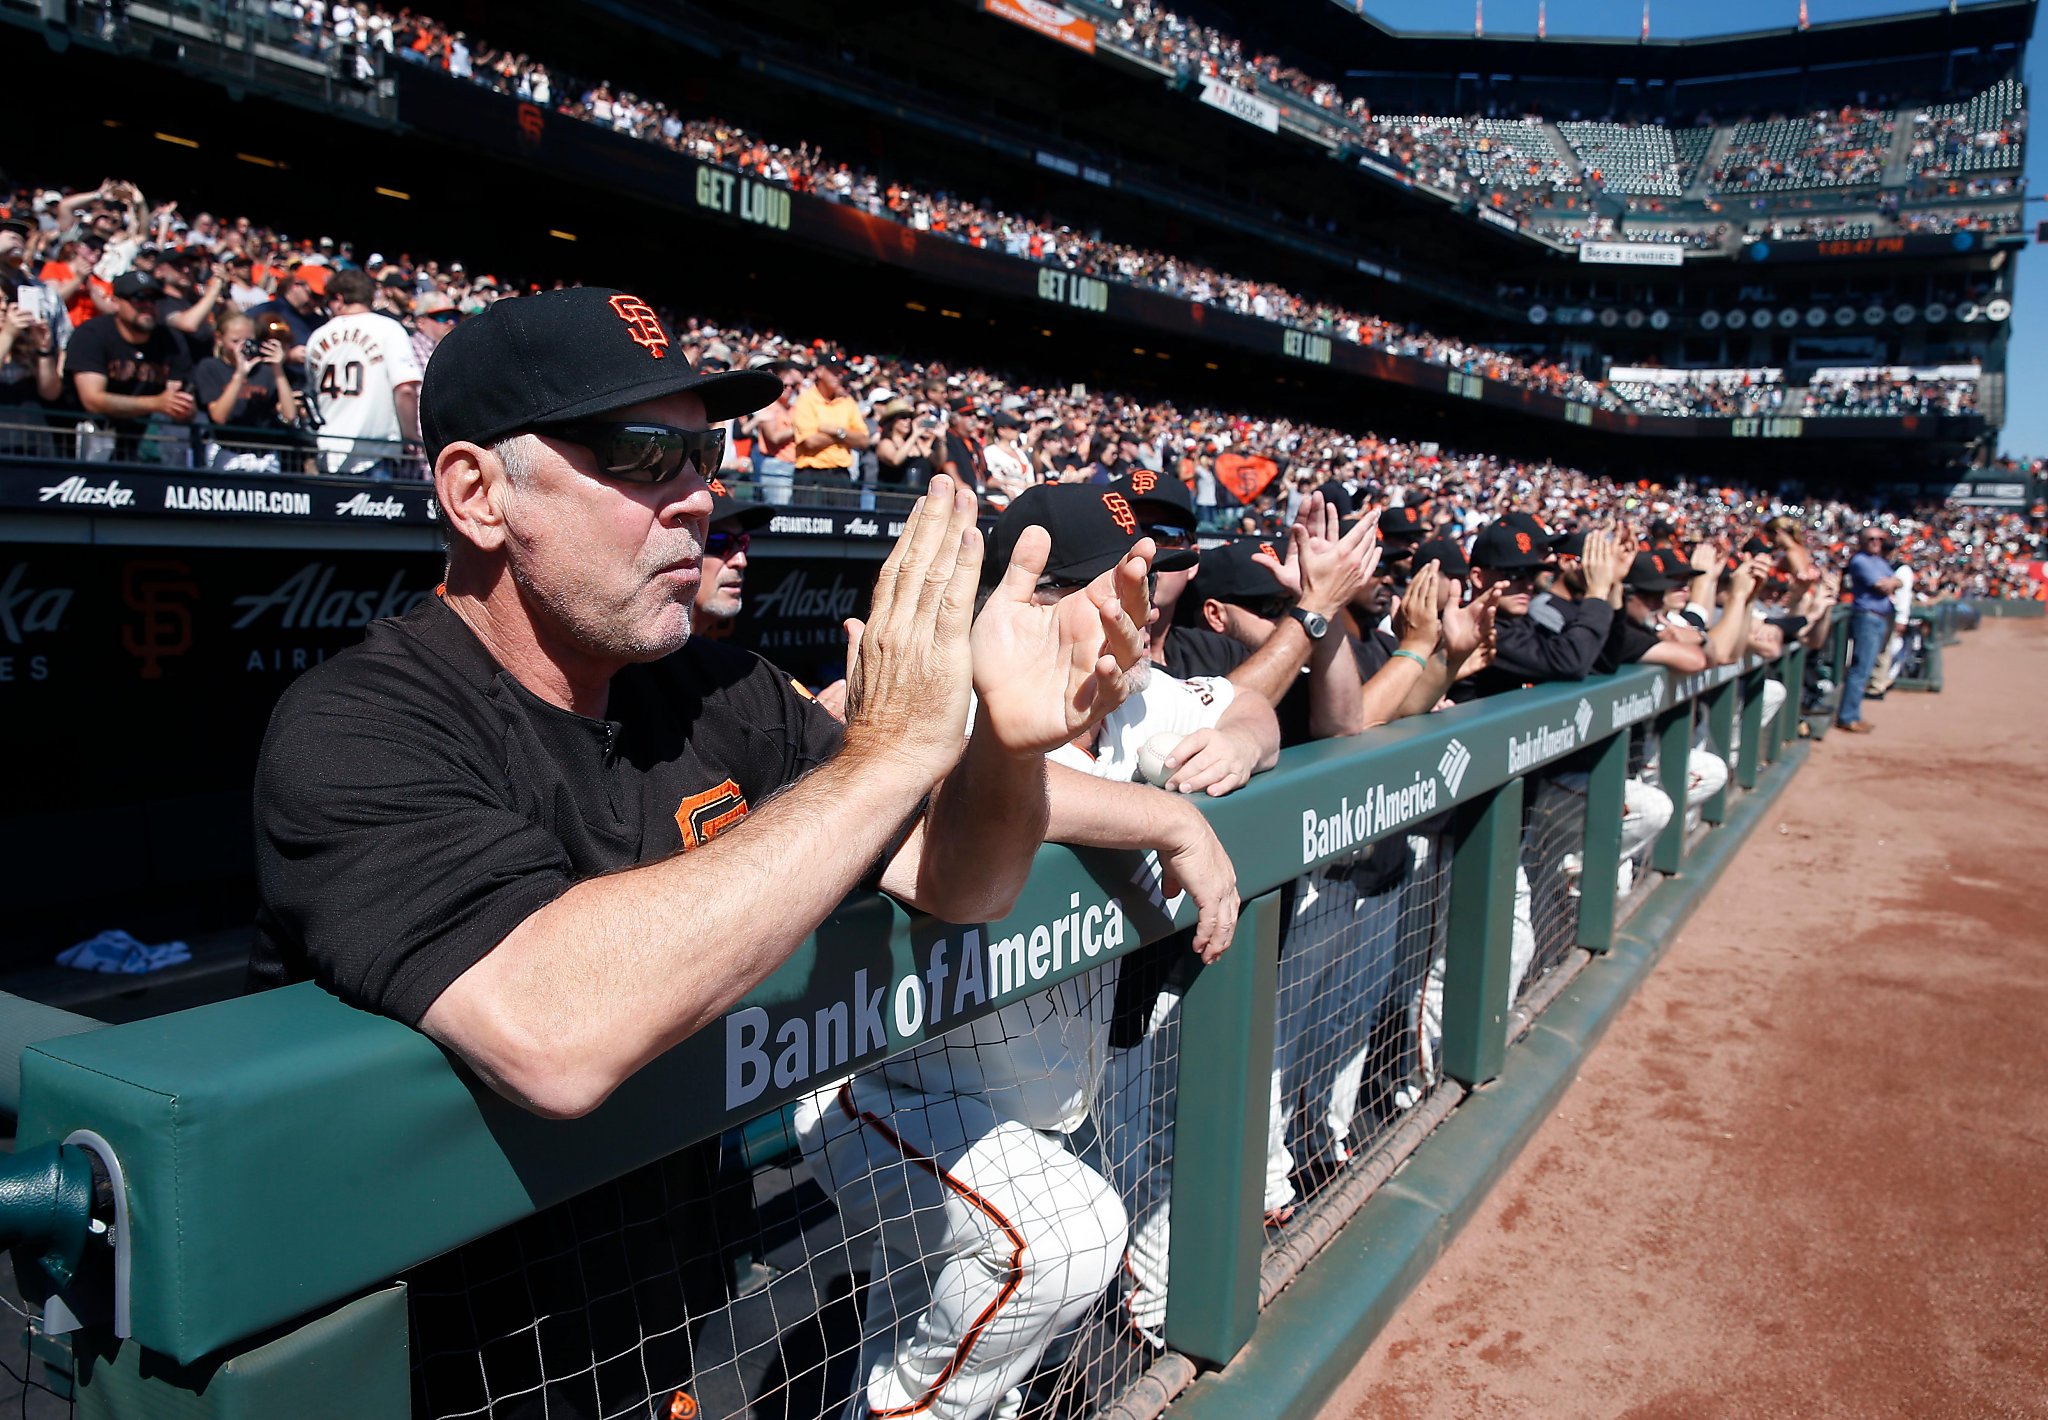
[{"x1": 56, "y1": 929, "x2": 193, "y2": 975}]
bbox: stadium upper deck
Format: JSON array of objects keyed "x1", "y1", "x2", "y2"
[{"x1": 0, "y1": 0, "x2": 2025, "y2": 473}]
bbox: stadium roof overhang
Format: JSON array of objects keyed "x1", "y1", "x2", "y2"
[{"x1": 1303, "y1": 0, "x2": 2035, "y2": 85}]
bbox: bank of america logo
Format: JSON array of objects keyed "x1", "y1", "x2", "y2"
[
  {"x1": 1574, "y1": 698, "x2": 1594, "y2": 740},
  {"x1": 1651, "y1": 677, "x2": 1667, "y2": 709},
  {"x1": 1438, "y1": 739, "x2": 1472, "y2": 797}
]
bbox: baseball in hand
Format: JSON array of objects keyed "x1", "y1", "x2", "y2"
[{"x1": 1138, "y1": 733, "x2": 1184, "y2": 788}]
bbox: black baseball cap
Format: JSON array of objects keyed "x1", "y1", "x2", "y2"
[
  {"x1": 1411, "y1": 537, "x2": 1471, "y2": 581},
  {"x1": 705, "y1": 475, "x2": 774, "y2": 533},
  {"x1": 1185, "y1": 536, "x2": 1289, "y2": 608},
  {"x1": 1554, "y1": 528, "x2": 1588, "y2": 558},
  {"x1": 1625, "y1": 551, "x2": 1684, "y2": 594},
  {"x1": 421, "y1": 287, "x2": 781, "y2": 461},
  {"x1": 110, "y1": 271, "x2": 163, "y2": 301},
  {"x1": 1469, "y1": 520, "x2": 1555, "y2": 571},
  {"x1": 1381, "y1": 504, "x2": 1429, "y2": 542},
  {"x1": 989, "y1": 483, "x2": 1198, "y2": 586},
  {"x1": 1500, "y1": 510, "x2": 1564, "y2": 549},
  {"x1": 1108, "y1": 468, "x2": 1196, "y2": 529}
]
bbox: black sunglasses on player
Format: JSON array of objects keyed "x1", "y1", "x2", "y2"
[
  {"x1": 533, "y1": 420, "x2": 726, "y2": 485},
  {"x1": 705, "y1": 529, "x2": 750, "y2": 557},
  {"x1": 1146, "y1": 522, "x2": 1196, "y2": 550}
]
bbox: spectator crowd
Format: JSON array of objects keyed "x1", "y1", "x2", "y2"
[{"x1": 0, "y1": 160, "x2": 1998, "y2": 493}]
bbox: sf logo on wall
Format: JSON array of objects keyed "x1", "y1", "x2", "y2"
[
  {"x1": 122, "y1": 559, "x2": 198, "y2": 680},
  {"x1": 516, "y1": 102, "x2": 545, "y2": 145},
  {"x1": 609, "y1": 295, "x2": 670, "y2": 359}
]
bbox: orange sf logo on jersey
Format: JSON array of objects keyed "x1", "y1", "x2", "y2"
[
  {"x1": 608, "y1": 295, "x2": 669, "y2": 359},
  {"x1": 675, "y1": 779, "x2": 748, "y2": 850},
  {"x1": 1103, "y1": 493, "x2": 1137, "y2": 535}
]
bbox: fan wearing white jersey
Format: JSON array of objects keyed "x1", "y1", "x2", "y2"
[
  {"x1": 801, "y1": 485, "x2": 1275, "y2": 1420},
  {"x1": 305, "y1": 268, "x2": 422, "y2": 477}
]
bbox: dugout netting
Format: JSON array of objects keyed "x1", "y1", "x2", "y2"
[
  {"x1": 404, "y1": 953, "x2": 1182, "y2": 1420},
  {"x1": 1259, "y1": 833, "x2": 1454, "y2": 1287},
  {"x1": 1515, "y1": 774, "x2": 1587, "y2": 1010}
]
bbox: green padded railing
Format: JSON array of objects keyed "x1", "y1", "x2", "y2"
[{"x1": 9, "y1": 648, "x2": 1798, "y2": 1379}]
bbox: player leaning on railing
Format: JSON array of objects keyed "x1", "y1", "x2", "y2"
[{"x1": 246, "y1": 287, "x2": 1225, "y2": 1420}]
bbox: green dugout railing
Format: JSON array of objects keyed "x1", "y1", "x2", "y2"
[{"x1": 0, "y1": 646, "x2": 1809, "y2": 1415}]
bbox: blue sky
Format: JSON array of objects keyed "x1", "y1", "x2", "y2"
[{"x1": 1360, "y1": 0, "x2": 2042, "y2": 458}]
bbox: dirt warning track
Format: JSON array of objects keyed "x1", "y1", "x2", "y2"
[{"x1": 1326, "y1": 619, "x2": 2048, "y2": 1420}]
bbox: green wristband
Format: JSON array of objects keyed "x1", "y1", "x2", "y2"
[{"x1": 1390, "y1": 648, "x2": 1430, "y2": 669}]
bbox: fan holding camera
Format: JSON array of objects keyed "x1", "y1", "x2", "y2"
[{"x1": 193, "y1": 310, "x2": 301, "y2": 467}]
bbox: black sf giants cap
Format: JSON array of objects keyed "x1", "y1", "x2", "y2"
[
  {"x1": 420, "y1": 288, "x2": 782, "y2": 461},
  {"x1": 990, "y1": 484, "x2": 1199, "y2": 585}
]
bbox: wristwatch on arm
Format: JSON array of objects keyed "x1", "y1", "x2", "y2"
[{"x1": 1287, "y1": 607, "x2": 1328, "y2": 641}]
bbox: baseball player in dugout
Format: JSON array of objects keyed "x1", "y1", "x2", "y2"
[
  {"x1": 802, "y1": 482, "x2": 1276, "y2": 1420},
  {"x1": 247, "y1": 288, "x2": 1167, "y2": 1419}
]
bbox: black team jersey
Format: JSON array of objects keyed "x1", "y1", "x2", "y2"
[{"x1": 250, "y1": 592, "x2": 846, "y2": 1420}]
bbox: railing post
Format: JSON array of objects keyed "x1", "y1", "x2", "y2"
[
  {"x1": 1164, "y1": 889, "x2": 1282, "y2": 1366},
  {"x1": 1440, "y1": 776, "x2": 1523, "y2": 1087},
  {"x1": 1576, "y1": 730, "x2": 1626, "y2": 953},
  {"x1": 1651, "y1": 701, "x2": 1693, "y2": 875},
  {"x1": 1736, "y1": 665, "x2": 1765, "y2": 790},
  {"x1": 1701, "y1": 681, "x2": 1735, "y2": 823},
  {"x1": 1768, "y1": 655, "x2": 1793, "y2": 760},
  {"x1": 1786, "y1": 646, "x2": 1807, "y2": 739}
]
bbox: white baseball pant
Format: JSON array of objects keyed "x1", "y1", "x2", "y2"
[{"x1": 801, "y1": 1076, "x2": 1127, "y2": 1420}]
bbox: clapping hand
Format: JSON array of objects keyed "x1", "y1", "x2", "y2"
[
  {"x1": 1252, "y1": 494, "x2": 1381, "y2": 618},
  {"x1": 840, "y1": 476, "x2": 984, "y2": 786},
  {"x1": 968, "y1": 510, "x2": 1152, "y2": 755}
]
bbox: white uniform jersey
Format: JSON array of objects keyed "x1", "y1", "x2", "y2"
[
  {"x1": 306, "y1": 312, "x2": 422, "y2": 475},
  {"x1": 882, "y1": 671, "x2": 1235, "y2": 1132}
]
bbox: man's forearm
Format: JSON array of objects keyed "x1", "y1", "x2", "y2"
[
  {"x1": 906, "y1": 709, "x2": 1049, "y2": 922},
  {"x1": 1306, "y1": 628, "x2": 1365, "y2": 738},
  {"x1": 1045, "y1": 763, "x2": 1198, "y2": 851},
  {"x1": 419, "y1": 739, "x2": 938, "y2": 1118},
  {"x1": 1224, "y1": 620, "x2": 1312, "y2": 710},
  {"x1": 1370, "y1": 646, "x2": 1453, "y2": 724},
  {"x1": 395, "y1": 385, "x2": 422, "y2": 442},
  {"x1": 1705, "y1": 592, "x2": 1751, "y2": 664},
  {"x1": 80, "y1": 390, "x2": 160, "y2": 420}
]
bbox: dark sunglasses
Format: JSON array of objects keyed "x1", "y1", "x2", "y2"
[
  {"x1": 1036, "y1": 572, "x2": 1159, "y2": 599},
  {"x1": 705, "y1": 529, "x2": 750, "y2": 558},
  {"x1": 1147, "y1": 523, "x2": 1196, "y2": 550},
  {"x1": 534, "y1": 420, "x2": 726, "y2": 485}
]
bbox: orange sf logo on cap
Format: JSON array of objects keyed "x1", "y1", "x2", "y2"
[
  {"x1": 608, "y1": 295, "x2": 668, "y2": 359},
  {"x1": 1515, "y1": 532, "x2": 1533, "y2": 554},
  {"x1": 1258, "y1": 542, "x2": 1278, "y2": 561},
  {"x1": 709, "y1": 478, "x2": 729, "y2": 497},
  {"x1": 1129, "y1": 469, "x2": 1157, "y2": 496},
  {"x1": 1103, "y1": 493, "x2": 1137, "y2": 535}
]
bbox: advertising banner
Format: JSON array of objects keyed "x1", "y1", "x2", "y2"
[
  {"x1": 5, "y1": 468, "x2": 439, "y2": 525},
  {"x1": 1578, "y1": 242, "x2": 1685, "y2": 267},
  {"x1": 982, "y1": 0, "x2": 1096, "y2": 53},
  {"x1": 1198, "y1": 79, "x2": 1281, "y2": 134}
]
